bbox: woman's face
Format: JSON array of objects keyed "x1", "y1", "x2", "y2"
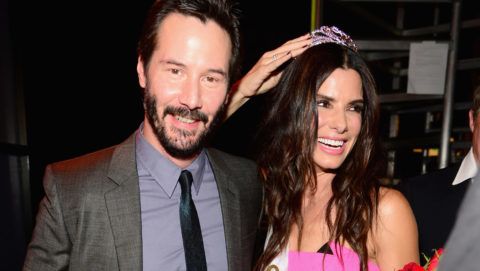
[{"x1": 313, "y1": 68, "x2": 363, "y2": 172}]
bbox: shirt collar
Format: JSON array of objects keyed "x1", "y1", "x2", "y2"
[
  {"x1": 452, "y1": 148, "x2": 478, "y2": 185},
  {"x1": 135, "y1": 123, "x2": 206, "y2": 197}
]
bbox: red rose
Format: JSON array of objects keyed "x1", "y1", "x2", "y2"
[
  {"x1": 400, "y1": 248, "x2": 444, "y2": 271},
  {"x1": 399, "y1": 262, "x2": 425, "y2": 271},
  {"x1": 425, "y1": 248, "x2": 444, "y2": 271}
]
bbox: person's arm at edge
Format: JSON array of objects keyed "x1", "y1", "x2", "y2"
[
  {"x1": 23, "y1": 165, "x2": 71, "y2": 270},
  {"x1": 373, "y1": 188, "x2": 419, "y2": 271}
]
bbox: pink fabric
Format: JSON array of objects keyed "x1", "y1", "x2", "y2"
[{"x1": 288, "y1": 242, "x2": 380, "y2": 271}]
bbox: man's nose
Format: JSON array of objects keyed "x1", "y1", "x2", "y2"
[{"x1": 178, "y1": 77, "x2": 202, "y2": 110}]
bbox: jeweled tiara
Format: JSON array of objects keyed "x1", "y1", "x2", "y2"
[{"x1": 311, "y1": 26, "x2": 358, "y2": 52}]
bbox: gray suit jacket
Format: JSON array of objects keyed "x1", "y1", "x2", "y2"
[
  {"x1": 23, "y1": 134, "x2": 263, "y2": 271},
  {"x1": 438, "y1": 176, "x2": 480, "y2": 271}
]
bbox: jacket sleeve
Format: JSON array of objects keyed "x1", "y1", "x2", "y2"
[{"x1": 23, "y1": 165, "x2": 72, "y2": 271}]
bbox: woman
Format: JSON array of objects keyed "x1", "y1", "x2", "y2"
[{"x1": 234, "y1": 26, "x2": 419, "y2": 271}]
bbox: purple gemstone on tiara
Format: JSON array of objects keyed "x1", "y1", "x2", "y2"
[{"x1": 311, "y1": 26, "x2": 358, "y2": 52}]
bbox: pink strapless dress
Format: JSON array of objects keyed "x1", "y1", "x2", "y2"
[{"x1": 288, "y1": 242, "x2": 380, "y2": 271}]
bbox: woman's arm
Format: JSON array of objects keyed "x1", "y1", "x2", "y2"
[
  {"x1": 374, "y1": 188, "x2": 419, "y2": 271},
  {"x1": 225, "y1": 33, "x2": 311, "y2": 118}
]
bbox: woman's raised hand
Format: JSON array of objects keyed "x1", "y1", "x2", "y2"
[{"x1": 226, "y1": 33, "x2": 312, "y2": 118}]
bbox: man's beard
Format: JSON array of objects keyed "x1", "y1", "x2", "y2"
[{"x1": 144, "y1": 90, "x2": 224, "y2": 159}]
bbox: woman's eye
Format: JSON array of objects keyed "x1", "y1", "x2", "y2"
[
  {"x1": 316, "y1": 100, "x2": 329, "y2": 108},
  {"x1": 349, "y1": 104, "x2": 364, "y2": 113}
]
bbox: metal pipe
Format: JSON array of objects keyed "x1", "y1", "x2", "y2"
[
  {"x1": 439, "y1": 0, "x2": 462, "y2": 168},
  {"x1": 311, "y1": 0, "x2": 323, "y2": 30}
]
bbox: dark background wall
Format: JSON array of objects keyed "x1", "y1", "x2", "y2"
[
  {"x1": 3, "y1": 0, "x2": 479, "y2": 269},
  {"x1": 17, "y1": 0, "x2": 310, "y2": 218},
  {"x1": 4, "y1": 0, "x2": 310, "y2": 269}
]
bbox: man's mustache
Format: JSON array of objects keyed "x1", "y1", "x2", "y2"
[{"x1": 163, "y1": 106, "x2": 208, "y2": 124}]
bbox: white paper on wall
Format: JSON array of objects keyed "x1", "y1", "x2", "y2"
[{"x1": 407, "y1": 41, "x2": 449, "y2": 95}]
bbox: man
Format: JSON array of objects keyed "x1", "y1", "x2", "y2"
[
  {"x1": 399, "y1": 85, "x2": 480, "y2": 262},
  {"x1": 437, "y1": 162, "x2": 480, "y2": 271},
  {"x1": 23, "y1": 0, "x2": 263, "y2": 270},
  {"x1": 437, "y1": 86, "x2": 480, "y2": 271}
]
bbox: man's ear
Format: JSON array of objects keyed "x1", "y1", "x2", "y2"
[
  {"x1": 137, "y1": 56, "x2": 146, "y2": 88},
  {"x1": 469, "y1": 109, "x2": 475, "y2": 133}
]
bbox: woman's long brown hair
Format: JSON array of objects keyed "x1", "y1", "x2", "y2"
[{"x1": 255, "y1": 44, "x2": 383, "y2": 271}]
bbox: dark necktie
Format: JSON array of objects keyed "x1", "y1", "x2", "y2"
[{"x1": 179, "y1": 170, "x2": 207, "y2": 271}]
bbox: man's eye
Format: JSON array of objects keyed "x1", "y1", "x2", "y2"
[
  {"x1": 202, "y1": 75, "x2": 225, "y2": 87},
  {"x1": 170, "y1": 68, "x2": 180, "y2": 75},
  {"x1": 206, "y1": 76, "x2": 218, "y2": 83}
]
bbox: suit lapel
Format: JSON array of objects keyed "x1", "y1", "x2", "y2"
[
  {"x1": 207, "y1": 149, "x2": 242, "y2": 271},
  {"x1": 104, "y1": 134, "x2": 143, "y2": 270}
]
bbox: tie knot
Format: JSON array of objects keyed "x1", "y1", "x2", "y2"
[{"x1": 179, "y1": 170, "x2": 193, "y2": 195}]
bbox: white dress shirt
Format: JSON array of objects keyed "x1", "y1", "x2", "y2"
[{"x1": 452, "y1": 148, "x2": 478, "y2": 185}]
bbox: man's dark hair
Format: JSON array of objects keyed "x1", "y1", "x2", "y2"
[{"x1": 137, "y1": 0, "x2": 241, "y2": 87}]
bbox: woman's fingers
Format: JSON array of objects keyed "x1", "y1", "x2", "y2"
[
  {"x1": 246, "y1": 33, "x2": 311, "y2": 93},
  {"x1": 266, "y1": 33, "x2": 311, "y2": 59},
  {"x1": 225, "y1": 33, "x2": 313, "y2": 118},
  {"x1": 237, "y1": 33, "x2": 312, "y2": 96},
  {"x1": 267, "y1": 50, "x2": 292, "y2": 65},
  {"x1": 284, "y1": 33, "x2": 311, "y2": 45}
]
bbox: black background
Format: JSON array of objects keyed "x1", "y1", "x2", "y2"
[
  {"x1": 4, "y1": 0, "x2": 480, "y2": 269},
  {"x1": 14, "y1": 0, "x2": 311, "y2": 218},
  {"x1": 7, "y1": 2, "x2": 310, "y2": 268}
]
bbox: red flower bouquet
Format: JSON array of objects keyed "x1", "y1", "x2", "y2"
[
  {"x1": 400, "y1": 262, "x2": 425, "y2": 271},
  {"x1": 399, "y1": 248, "x2": 444, "y2": 271}
]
